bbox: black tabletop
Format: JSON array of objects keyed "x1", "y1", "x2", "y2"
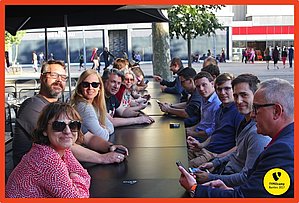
[{"x1": 88, "y1": 80, "x2": 189, "y2": 198}]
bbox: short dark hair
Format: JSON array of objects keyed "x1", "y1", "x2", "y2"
[
  {"x1": 201, "y1": 64, "x2": 220, "y2": 78},
  {"x1": 41, "y1": 60, "x2": 66, "y2": 74},
  {"x1": 231, "y1": 73, "x2": 260, "y2": 93},
  {"x1": 215, "y1": 72, "x2": 234, "y2": 86},
  {"x1": 194, "y1": 71, "x2": 214, "y2": 82},
  {"x1": 177, "y1": 67, "x2": 196, "y2": 80},
  {"x1": 102, "y1": 68, "x2": 124, "y2": 82},
  {"x1": 32, "y1": 102, "x2": 83, "y2": 145},
  {"x1": 170, "y1": 57, "x2": 184, "y2": 69}
]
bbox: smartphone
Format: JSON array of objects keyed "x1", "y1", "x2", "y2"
[
  {"x1": 144, "y1": 80, "x2": 149, "y2": 84},
  {"x1": 114, "y1": 147, "x2": 126, "y2": 155},
  {"x1": 170, "y1": 123, "x2": 180, "y2": 128},
  {"x1": 188, "y1": 167, "x2": 202, "y2": 173},
  {"x1": 156, "y1": 100, "x2": 162, "y2": 104},
  {"x1": 176, "y1": 160, "x2": 187, "y2": 171},
  {"x1": 188, "y1": 167, "x2": 209, "y2": 173}
]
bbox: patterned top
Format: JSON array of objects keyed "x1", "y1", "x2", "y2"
[{"x1": 6, "y1": 144, "x2": 90, "y2": 198}]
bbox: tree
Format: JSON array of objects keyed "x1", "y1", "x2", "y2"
[
  {"x1": 168, "y1": 5, "x2": 224, "y2": 67},
  {"x1": 5, "y1": 31, "x2": 26, "y2": 65}
]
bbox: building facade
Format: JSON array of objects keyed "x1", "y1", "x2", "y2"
[{"x1": 12, "y1": 5, "x2": 294, "y2": 64}]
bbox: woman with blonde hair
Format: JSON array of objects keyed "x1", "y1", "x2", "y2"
[{"x1": 70, "y1": 69, "x2": 113, "y2": 141}]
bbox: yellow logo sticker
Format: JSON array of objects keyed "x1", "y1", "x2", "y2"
[{"x1": 263, "y1": 168, "x2": 291, "y2": 195}]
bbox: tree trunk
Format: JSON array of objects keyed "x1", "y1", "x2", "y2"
[
  {"x1": 187, "y1": 35, "x2": 192, "y2": 68},
  {"x1": 152, "y1": 22, "x2": 171, "y2": 80}
]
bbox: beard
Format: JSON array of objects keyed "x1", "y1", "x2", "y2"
[{"x1": 44, "y1": 81, "x2": 64, "y2": 98}]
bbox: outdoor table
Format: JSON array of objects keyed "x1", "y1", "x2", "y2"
[{"x1": 87, "y1": 81, "x2": 189, "y2": 197}]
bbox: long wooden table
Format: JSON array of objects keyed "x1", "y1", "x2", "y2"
[{"x1": 87, "y1": 81, "x2": 189, "y2": 197}]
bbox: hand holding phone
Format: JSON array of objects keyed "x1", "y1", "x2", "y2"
[
  {"x1": 189, "y1": 167, "x2": 209, "y2": 173},
  {"x1": 114, "y1": 147, "x2": 127, "y2": 155},
  {"x1": 176, "y1": 160, "x2": 187, "y2": 171}
]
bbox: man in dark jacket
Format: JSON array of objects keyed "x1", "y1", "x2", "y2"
[
  {"x1": 178, "y1": 78, "x2": 294, "y2": 198},
  {"x1": 100, "y1": 47, "x2": 115, "y2": 70},
  {"x1": 153, "y1": 57, "x2": 187, "y2": 102}
]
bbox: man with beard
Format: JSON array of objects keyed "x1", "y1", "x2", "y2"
[{"x1": 13, "y1": 60, "x2": 128, "y2": 167}]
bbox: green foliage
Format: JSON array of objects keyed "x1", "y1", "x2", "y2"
[
  {"x1": 168, "y1": 5, "x2": 225, "y2": 40},
  {"x1": 5, "y1": 31, "x2": 26, "y2": 50}
]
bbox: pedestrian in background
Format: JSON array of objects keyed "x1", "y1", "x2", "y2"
[
  {"x1": 281, "y1": 46, "x2": 287, "y2": 68},
  {"x1": 100, "y1": 47, "x2": 115, "y2": 70},
  {"x1": 91, "y1": 48, "x2": 100, "y2": 72},
  {"x1": 272, "y1": 46, "x2": 280, "y2": 69},
  {"x1": 288, "y1": 45, "x2": 294, "y2": 68},
  {"x1": 39, "y1": 52, "x2": 45, "y2": 67},
  {"x1": 32, "y1": 51, "x2": 38, "y2": 72},
  {"x1": 79, "y1": 51, "x2": 84, "y2": 71},
  {"x1": 264, "y1": 47, "x2": 271, "y2": 70}
]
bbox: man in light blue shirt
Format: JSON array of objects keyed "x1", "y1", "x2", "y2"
[{"x1": 186, "y1": 71, "x2": 221, "y2": 142}]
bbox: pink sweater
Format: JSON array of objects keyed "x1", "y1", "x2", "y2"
[{"x1": 6, "y1": 144, "x2": 90, "y2": 198}]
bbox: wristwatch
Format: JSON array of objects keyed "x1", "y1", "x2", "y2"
[{"x1": 189, "y1": 184, "x2": 197, "y2": 197}]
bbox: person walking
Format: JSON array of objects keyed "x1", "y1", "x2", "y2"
[
  {"x1": 91, "y1": 48, "x2": 100, "y2": 72},
  {"x1": 241, "y1": 49, "x2": 247, "y2": 64},
  {"x1": 288, "y1": 45, "x2": 294, "y2": 68},
  {"x1": 38, "y1": 52, "x2": 45, "y2": 67},
  {"x1": 32, "y1": 51, "x2": 38, "y2": 72},
  {"x1": 79, "y1": 51, "x2": 84, "y2": 71},
  {"x1": 264, "y1": 47, "x2": 271, "y2": 70},
  {"x1": 249, "y1": 48, "x2": 255, "y2": 63},
  {"x1": 220, "y1": 48, "x2": 226, "y2": 63},
  {"x1": 272, "y1": 46, "x2": 280, "y2": 69},
  {"x1": 281, "y1": 46, "x2": 287, "y2": 68},
  {"x1": 100, "y1": 47, "x2": 115, "y2": 70}
]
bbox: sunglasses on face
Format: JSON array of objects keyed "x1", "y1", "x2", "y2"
[
  {"x1": 51, "y1": 120, "x2": 81, "y2": 132},
  {"x1": 81, "y1": 82, "x2": 100, "y2": 88}
]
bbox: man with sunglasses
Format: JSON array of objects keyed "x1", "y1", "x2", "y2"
[
  {"x1": 102, "y1": 69, "x2": 155, "y2": 126},
  {"x1": 13, "y1": 60, "x2": 128, "y2": 168},
  {"x1": 178, "y1": 78, "x2": 293, "y2": 197}
]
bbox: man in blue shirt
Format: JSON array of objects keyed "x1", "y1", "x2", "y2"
[
  {"x1": 186, "y1": 71, "x2": 221, "y2": 142},
  {"x1": 177, "y1": 78, "x2": 294, "y2": 197},
  {"x1": 192, "y1": 74, "x2": 271, "y2": 187},
  {"x1": 187, "y1": 73, "x2": 244, "y2": 167},
  {"x1": 157, "y1": 67, "x2": 201, "y2": 127}
]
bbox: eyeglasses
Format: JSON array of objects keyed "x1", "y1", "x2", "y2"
[
  {"x1": 50, "y1": 120, "x2": 81, "y2": 132},
  {"x1": 81, "y1": 82, "x2": 100, "y2": 88},
  {"x1": 43, "y1": 72, "x2": 68, "y2": 82},
  {"x1": 216, "y1": 86, "x2": 232, "y2": 93},
  {"x1": 252, "y1": 103, "x2": 276, "y2": 114},
  {"x1": 125, "y1": 78, "x2": 134, "y2": 82}
]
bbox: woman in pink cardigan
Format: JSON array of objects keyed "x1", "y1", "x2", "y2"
[{"x1": 6, "y1": 102, "x2": 90, "y2": 198}]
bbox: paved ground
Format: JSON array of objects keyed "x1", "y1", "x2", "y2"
[{"x1": 5, "y1": 60, "x2": 294, "y2": 85}]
